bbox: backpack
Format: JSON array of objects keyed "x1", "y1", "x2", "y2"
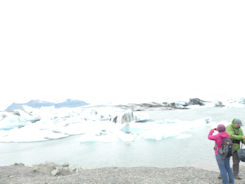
[{"x1": 217, "y1": 137, "x2": 234, "y2": 159}]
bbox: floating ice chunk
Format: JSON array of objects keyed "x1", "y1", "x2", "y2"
[
  {"x1": 121, "y1": 123, "x2": 130, "y2": 134},
  {"x1": 0, "y1": 113, "x2": 24, "y2": 130}
]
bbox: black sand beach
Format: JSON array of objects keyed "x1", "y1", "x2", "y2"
[{"x1": 1, "y1": 163, "x2": 245, "y2": 184}]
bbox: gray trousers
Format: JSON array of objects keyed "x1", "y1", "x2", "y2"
[{"x1": 232, "y1": 151, "x2": 240, "y2": 176}]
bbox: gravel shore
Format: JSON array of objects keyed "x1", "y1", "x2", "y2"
[{"x1": 1, "y1": 163, "x2": 245, "y2": 184}]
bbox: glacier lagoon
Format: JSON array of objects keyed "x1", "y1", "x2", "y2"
[{"x1": 1, "y1": 102, "x2": 245, "y2": 171}]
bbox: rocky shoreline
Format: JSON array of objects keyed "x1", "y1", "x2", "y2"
[{"x1": 1, "y1": 163, "x2": 245, "y2": 184}]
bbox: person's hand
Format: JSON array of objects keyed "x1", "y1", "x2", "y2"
[{"x1": 242, "y1": 136, "x2": 245, "y2": 140}]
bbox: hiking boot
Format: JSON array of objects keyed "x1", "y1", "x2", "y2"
[{"x1": 234, "y1": 175, "x2": 242, "y2": 180}]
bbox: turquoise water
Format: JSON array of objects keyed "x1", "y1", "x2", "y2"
[{"x1": 1, "y1": 107, "x2": 245, "y2": 171}]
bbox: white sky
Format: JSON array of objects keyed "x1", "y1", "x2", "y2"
[{"x1": 0, "y1": 0, "x2": 245, "y2": 110}]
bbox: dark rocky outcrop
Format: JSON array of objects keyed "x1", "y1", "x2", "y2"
[
  {"x1": 188, "y1": 98, "x2": 206, "y2": 106},
  {"x1": 214, "y1": 101, "x2": 225, "y2": 107},
  {"x1": 117, "y1": 98, "x2": 210, "y2": 111}
]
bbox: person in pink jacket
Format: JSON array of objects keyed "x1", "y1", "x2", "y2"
[{"x1": 208, "y1": 124, "x2": 234, "y2": 184}]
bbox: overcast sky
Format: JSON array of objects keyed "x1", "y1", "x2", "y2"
[{"x1": 0, "y1": 0, "x2": 245, "y2": 110}]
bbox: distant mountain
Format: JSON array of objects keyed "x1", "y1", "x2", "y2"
[
  {"x1": 54, "y1": 99, "x2": 88, "y2": 108},
  {"x1": 6, "y1": 99, "x2": 89, "y2": 111}
]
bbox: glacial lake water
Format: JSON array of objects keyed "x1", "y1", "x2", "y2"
[{"x1": 1, "y1": 106, "x2": 245, "y2": 171}]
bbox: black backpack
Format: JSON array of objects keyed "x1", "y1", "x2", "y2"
[{"x1": 217, "y1": 137, "x2": 234, "y2": 159}]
